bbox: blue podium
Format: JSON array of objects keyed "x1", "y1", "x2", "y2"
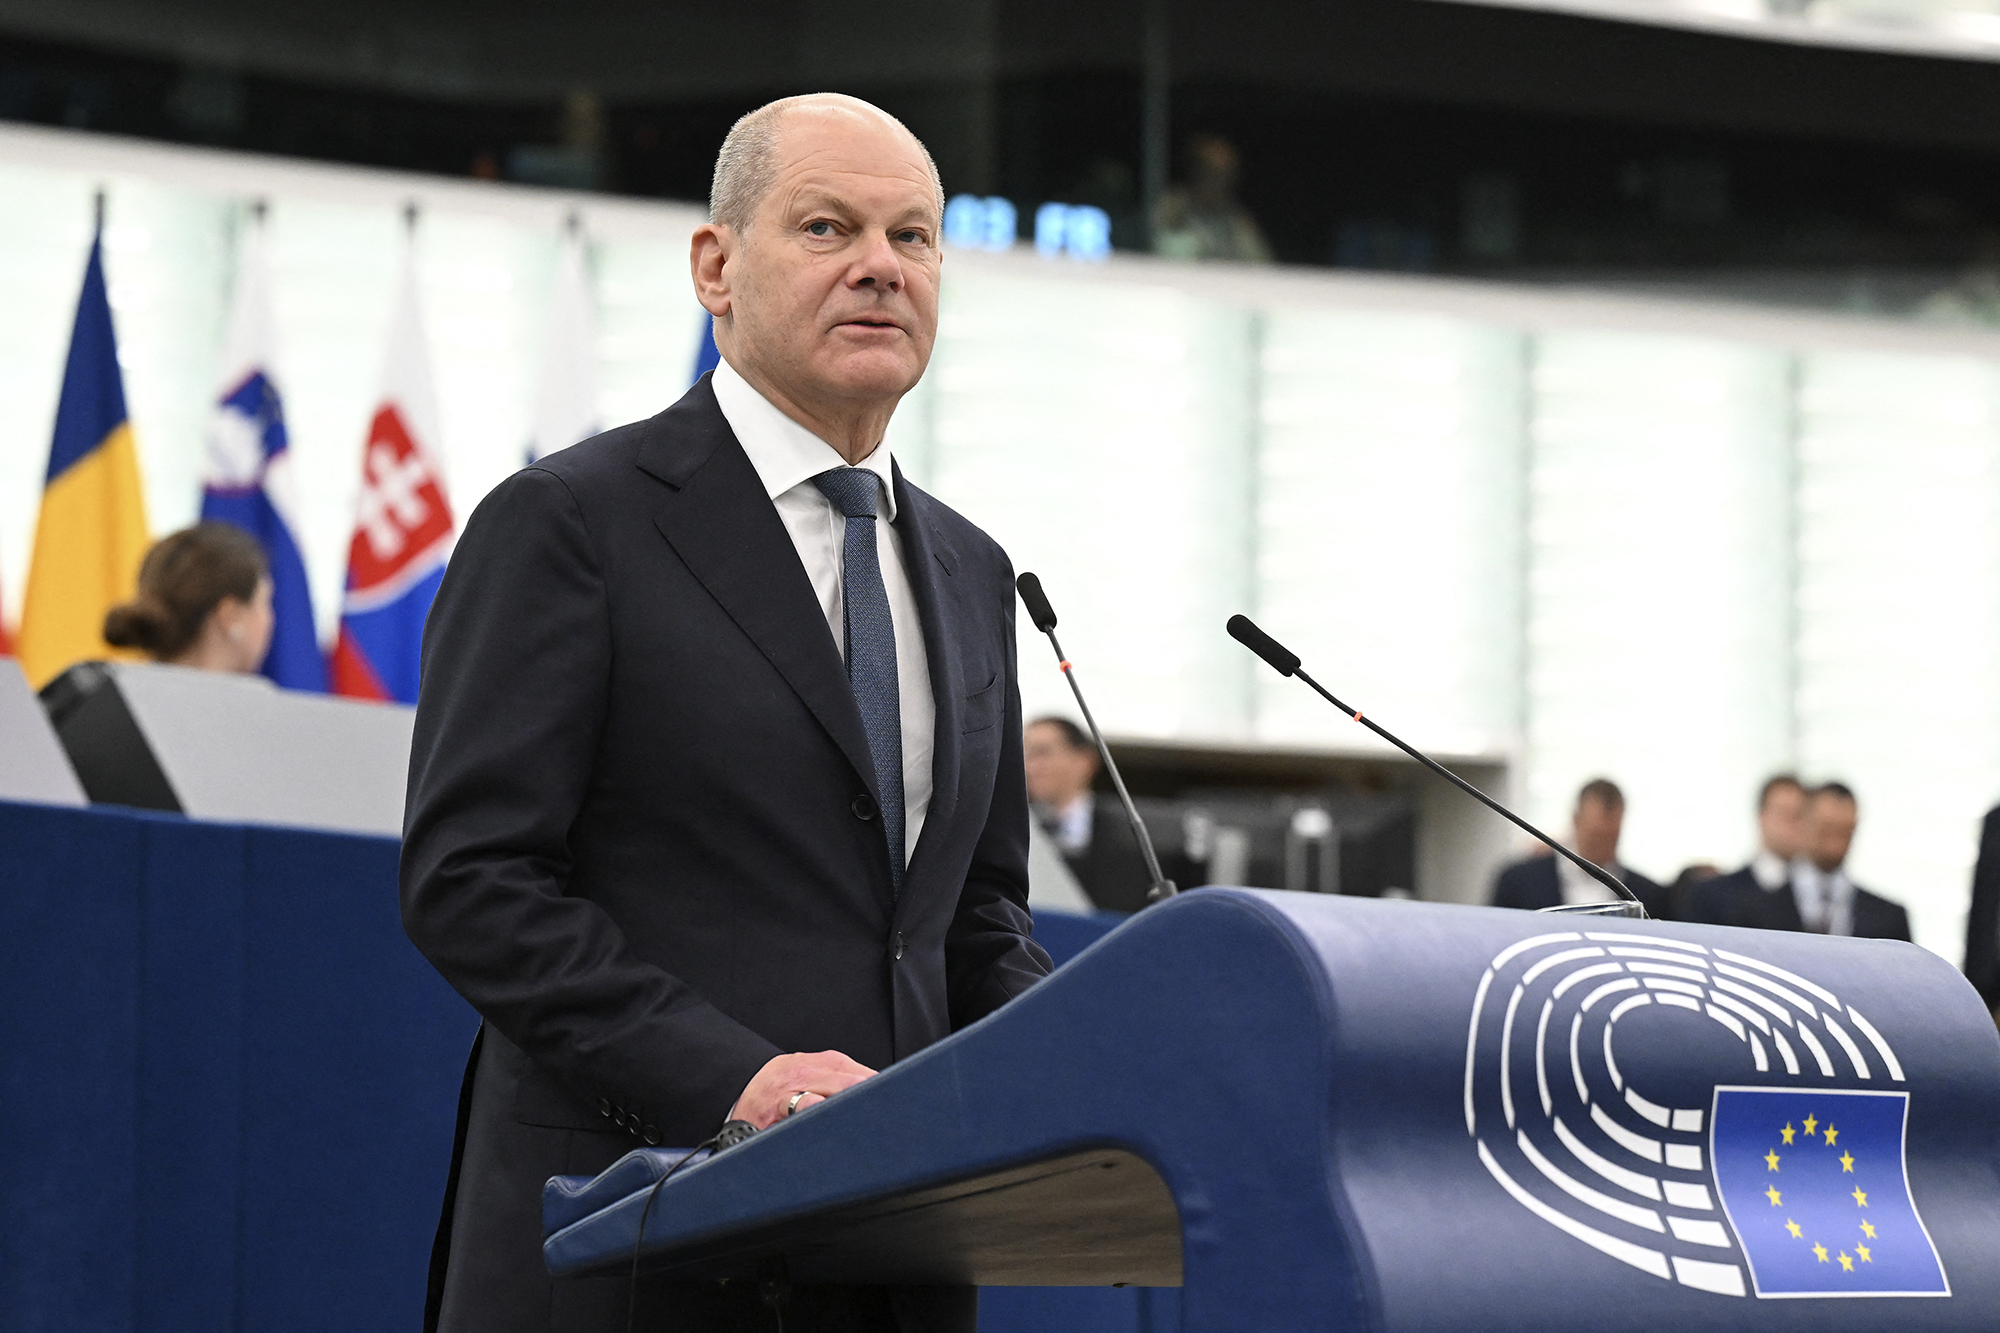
[{"x1": 543, "y1": 889, "x2": 2000, "y2": 1330}]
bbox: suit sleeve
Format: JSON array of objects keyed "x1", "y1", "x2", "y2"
[
  {"x1": 1966, "y1": 811, "x2": 2000, "y2": 1006},
  {"x1": 944, "y1": 554, "x2": 1053, "y2": 1030},
  {"x1": 400, "y1": 467, "x2": 779, "y2": 1134}
]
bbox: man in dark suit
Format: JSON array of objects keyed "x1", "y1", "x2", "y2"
[
  {"x1": 1689, "y1": 782, "x2": 1909, "y2": 940},
  {"x1": 401, "y1": 93, "x2": 1050, "y2": 1333},
  {"x1": 1680, "y1": 774, "x2": 1805, "y2": 927},
  {"x1": 1021, "y1": 716, "x2": 1153, "y2": 913},
  {"x1": 1966, "y1": 804, "x2": 2000, "y2": 1015},
  {"x1": 1490, "y1": 777, "x2": 1667, "y2": 916}
]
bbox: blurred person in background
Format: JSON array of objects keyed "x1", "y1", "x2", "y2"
[
  {"x1": 1789, "y1": 783, "x2": 1910, "y2": 939},
  {"x1": 101, "y1": 521, "x2": 274, "y2": 674},
  {"x1": 1966, "y1": 803, "x2": 2000, "y2": 1017},
  {"x1": 1152, "y1": 133, "x2": 1273, "y2": 264},
  {"x1": 1490, "y1": 777, "x2": 1667, "y2": 916},
  {"x1": 1704, "y1": 782, "x2": 1910, "y2": 939},
  {"x1": 1023, "y1": 716, "x2": 1153, "y2": 912},
  {"x1": 1680, "y1": 774, "x2": 1805, "y2": 926}
]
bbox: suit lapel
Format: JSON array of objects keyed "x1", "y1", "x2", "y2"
[
  {"x1": 894, "y1": 467, "x2": 964, "y2": 886},
  {"x1": 640, "y1": 382, "x2": 881, "y2": 803}
]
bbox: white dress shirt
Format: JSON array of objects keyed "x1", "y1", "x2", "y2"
[
  {"x1": 1557, "y1": 854, "x2": 1627, "y2": 906},
  {"x1": 710, "y1": 359, "x2": 934, "y2": 864},
  {"x1": 1750, "y1": 848, "x2": 1790, "y2": 892},
  {"x1": 1790, "y1": 860, "x2": 1855, "y2": 936},
  {"x1": 1038, "y1": 793, "x2": 1094, "y2": 856}
]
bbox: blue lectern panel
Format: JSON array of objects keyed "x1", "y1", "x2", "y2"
[{"x1": 545, "y1": 889, "x2": 2000, "y2": 1332}]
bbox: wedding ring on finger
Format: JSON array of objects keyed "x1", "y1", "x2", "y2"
[{"x1": 785, "y1": 1090, "x2": 809, "y2": 1117}]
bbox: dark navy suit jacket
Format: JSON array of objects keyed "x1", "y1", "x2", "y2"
[
  {"x1": 1490, "y1": 854, "x2": 1668, "y2": 918},
  {"x1": 1969, "y1": 807, "x2": 2000, "y2": 1008},
  {"x1": 400, "y1": 377, "x2": 1050, "y2": 1332},
  {"x1": 1683, "y1": 863, "x2": 1912, "y2": 942}
]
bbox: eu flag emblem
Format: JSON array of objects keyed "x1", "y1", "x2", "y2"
[{"x1": 1711, "y1": 1087, "x2": 1948, "y2": 1297}]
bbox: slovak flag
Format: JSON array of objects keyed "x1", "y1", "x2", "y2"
[
  {"x1": 201, "y1": 213, "x2": 326, "y2": 692},
  {"x1": 329, "y1": 238, "x2": 453, "y2": 703}
]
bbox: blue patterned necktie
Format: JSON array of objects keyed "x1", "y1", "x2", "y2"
[{"x1": 812, "y1": 467, "x2": 904, "y2": 895}]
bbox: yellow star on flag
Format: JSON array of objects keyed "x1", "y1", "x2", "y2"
[
  {"x1": 1860, "y1": 1220, "x2": 1877, "y2": 1239},
  {"x1": 1780, "y1": 1122, "x2": 1795, "y2": 1145},
  {"x1": 1824, "y1": 1125, "x2": 1839, "y2": 1147},
  {"x1": 1840, "y1": 1151, "x2": 1854, "y2": 1173},
  {"x1": 1813, "y1": 1242, "x2": 1829, "y2": 1263},
  {"x1": 1803, "y1": 1114, "x2": 1818, "y2": 1138},
  {"x1": 1838, "y1": 1251, "x2": 1855, "y2": 1272},
  {"x1": 1767, "y1": 1186, "x2": 1782, "y2": 1206},
  {"x1": 1765, "y1": 1149, "x2": 1781, "y2": 1172},
  {"x1": 1785, "y1": 1219, "x2": 1802, "y2": 1239},
  {"x1": 1852, "y1": 1187, "x2": 1868, "y2": 1208},
  {"x1": 1857, "y1": 1244, "x2": 1873, "y2": 1263}
]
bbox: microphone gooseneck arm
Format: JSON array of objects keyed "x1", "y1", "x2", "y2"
[
  {"x1": 1225, "y1": 615, "x2": 1642, "y2": 912},
  {"x1": 1017, "y1": 574, "x2": 1177, "y2": 904}
]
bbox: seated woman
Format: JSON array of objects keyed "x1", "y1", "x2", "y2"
[{"x1": 104, "y1": 522, "x2": 275, "y2": 674}]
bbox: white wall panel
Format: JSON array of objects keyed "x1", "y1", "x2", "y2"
[
  {"x1": 919, "y1": 271, "x2": 1256, "y2": 742},
  {"x1": 1794, "y1": 352, "x2": 2000, "y2": 958},
  {"x1": 1255, "y1": 311, "x2": 1525, "y2": 760},
  {"x1": 1523, "y1": 332, "x2": 1794, "y2": 882}
]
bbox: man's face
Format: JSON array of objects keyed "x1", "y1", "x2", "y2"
[
  {"x1": 1573, "y1": 796, "x2": 1623, "y2": 869},
  {"x1": 711, "y1": 106, "x2": 940, "y2": 417},
  {"x1": 1023, "y1": 723, "x2": 1097, "y2": 809},
  {"x1": 1806, "y1": 793, "x2": 1858, "y2": 874},
  {"x1": 1758, "y1": 782, "x2": 1807, "y2": 861}
]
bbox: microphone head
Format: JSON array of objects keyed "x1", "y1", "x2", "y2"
[
  {"x1": 1227, "y1": 614, "x2": 1301, "y2": 677},
  {"x1": 1016, "y1": 572, "x2": 1058, "y2": 632}
]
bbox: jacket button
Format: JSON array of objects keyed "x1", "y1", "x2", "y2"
[
  {"x1": 642, "y1": 1126, "x2": 662, "y2": 1145},
  {"x1": 851, "y1": 793, "x2": 878, "y2": 821},
  {"x1": 894, "y1": 931, "x2": 905, "y2": 960},
  {"x1": 597, "y1": 1098, "x2": 611, "y2": 1116}
]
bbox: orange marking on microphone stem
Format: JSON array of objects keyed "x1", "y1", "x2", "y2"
[
  {"x1": 1353, "y1": 711, "x2": 1364, "y2": 722},
  {"x1": 1059, "y1": 660, "x2": 1073, "y2": 673}
]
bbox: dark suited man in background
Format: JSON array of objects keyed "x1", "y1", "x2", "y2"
[
  {"x1": 1021, "y1": 716, "x2": 1152, "y2": 912},
  {"x1": 1490, "y1": 777, "x2": 1666, "y2": 916},
  {"x1": 1681, "y1": 774, "x2": 1805, "y2": 926},
  {"x1": 402, "y1": 93, "x2": 1050, "y2": 1333},
  {"x1": 1691, "y1": 782, "x2": 1908, "y2": 939},
  {"x1": 1966, "y1": 803, "x2": 2000, "y2": 1017}
]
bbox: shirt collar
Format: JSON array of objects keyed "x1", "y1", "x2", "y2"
[
  {"x1": 710, "y1": 358, "x2": 898, "y2": 520},
  {"x1": 1751, "y1": 848, "x2": 1790, "y2": 891},
  {"x1": 1792, "y1": 858, "x2": 1853, "y2": 897}
]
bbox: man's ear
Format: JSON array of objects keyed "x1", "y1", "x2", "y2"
[{"x1": 690, "y1": 223, "x2": 733, "y2": 318}]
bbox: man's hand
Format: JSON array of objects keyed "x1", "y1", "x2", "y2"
[{"x1": 728, "y1": 1050, "x2": 877, "y2": 1129}]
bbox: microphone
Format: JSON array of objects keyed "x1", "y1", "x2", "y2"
[
  {"x1": 1225, "y1": 615, "x2": 1645, "y2": 917},
  {"x1": 1016, "y1": 573, "x2": 1176, "y2": 904}
]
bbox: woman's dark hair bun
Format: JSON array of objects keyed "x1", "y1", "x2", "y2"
[
  {"x1": 101, "y1": 522, "x2": 268, "y2": 663},
  {"x1": 102, "y1": 596, "x2": 174, "y2": 653}
]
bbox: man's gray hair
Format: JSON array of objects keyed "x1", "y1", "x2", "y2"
[{"x1": 709, "y1": 94, "x2": 944, "y2": 234}]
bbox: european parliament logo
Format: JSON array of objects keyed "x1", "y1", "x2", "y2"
[{"x1": 1463, "y1": 929, "x2": 1950, "y2": 1300}]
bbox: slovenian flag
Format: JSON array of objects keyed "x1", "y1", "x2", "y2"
[
  {"x1": 16, "y1": 213, "x2": 151, "y2": 689},
  {"x1": 528, "y1": 220, "x2": 599, "y2": 462},
  {"x1": 201, "y1": 210, "x2": 326, "y2": 692},
  {"x1": 328, "y1": 229, "x2": 453, "y2": 703}
]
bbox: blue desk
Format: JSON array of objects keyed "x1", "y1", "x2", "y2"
[{"x1": 0, "y1": 799, "x2": 475, "y2": 1332}]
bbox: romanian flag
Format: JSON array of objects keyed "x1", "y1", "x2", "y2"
[{"x1": 16, "y1": 225, "x2": 150, "y2": 689}]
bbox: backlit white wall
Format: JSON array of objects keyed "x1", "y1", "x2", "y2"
[
  {"x1": 3, "y1": 124, "x2": 1999, "y2": 961},
  {"x1": 1523, "y1": 333, "x2": 1795, "y2": 883}
]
